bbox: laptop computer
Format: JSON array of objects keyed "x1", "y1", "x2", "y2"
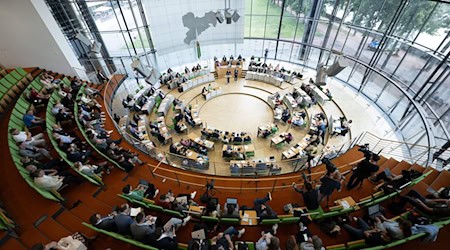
[
  {"x1": 191, "y1": 229, "x2": 206, "y2": 240},
  {"x1": 383, "y1": 168, "x2": 392, "y2": 177},
  {"x1": 368, "y1": 204, "x2": 383, "y2": 219},
  {"x1": 227, "y1": 198, "x2": 237, "y2": 205}
]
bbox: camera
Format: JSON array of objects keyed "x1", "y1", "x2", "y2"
[
  {"x1": 322, "y1": 157, "x2": 337, "y2": 175},
  {"x1": 358, "y1": 143, "x2": 373, "y2": 160}
]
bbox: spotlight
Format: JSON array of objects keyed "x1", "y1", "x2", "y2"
[
  {"x1": 232, "y1": 10, "x2": 240, "y2": 22},
  {"x1": 215, "y1": 11, "x2": 224, "y2": 24},
  {"x1": 90, "y1": 41, "x2": 102, "y2": 53},
  {"x1": 75, "y1": 32, "x2": 91, "y2": 46},
  {"x1": 225, "y1": 9, "x2": 232, "y2": 24}
]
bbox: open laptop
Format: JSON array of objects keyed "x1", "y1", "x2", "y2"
[
  {"x1": 226, "y1": 198, "x2": 238, "y2": 205},
  {"x1": 368, "y1": 204, "x2": 383, "y2": 219},
  {"x1": 191, "y1": 229, "x2": 206, "y2": 240},
  {"x1": 383, "y1": 168, "x2": 392, "y2": 178}
]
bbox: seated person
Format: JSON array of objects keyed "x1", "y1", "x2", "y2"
[
  {"x1": 114, "y1": 203, "x2": 134, "y2": 236},
  {"x1": 89, "y1": 209, "x2": 118, "y2": 232},
  {"x1": 31, "y1": 169, "x2": 65, "y2": 191},
  {"x1": 211, "y1": 227, "x2": 246, "y2": 250},
  {"x1": 75, "y1": 161, "x2": 111, "y2": 177},
  {"x1": 122, "y1": 183, "x2": 159, "y2": 201},
  {"x1": 23, "y1": 109, "x2": 45, "y2": 129},
  {"x1": 284, "y1": 133, "x2": 293, "y2": 144},
  {"x1": 221, "y1": 202, "x2": 240, "y2": 218},
  {"x1": 154, "y1": 216, "x2": 191, "y2": 249},
  {"x1": 254, "y1": 192, "x2": 277, "y2": 221},
  {"x1": 10, "y1": 128, "x2": 46, "y2": 147},
  {"x1": 282, "y1": 109, "x2": 291, "y2": 123},
  {"x1": 256, "y1": 225, "x2": 279, "y2": 250},
  {"x1": 19, "y1": 142, "x2": 52, "y2": 160},
  {"x1": 203, "y1": 200, "x2": 220, "y2": 218},
  {"x1": 175, "y1": 120, "x2": 187, "y2": 133},
  {"x1": 292, "y1": 116, "x2": 305, "y2": 127},
  {"x1": 342, "y1": 217, "x2": 391, "y2": 247},
  {"x1": 374, "y1": 215, "x2": 411, "y2": 240},
  {"x1": 400, "y1": 190, "x2": 450, "y2": 217},
  {"x1": 300, "y1": 235, "x2": 325, "y2": 250},
  {"x1": 333, "y1": 117, "x2": 352, "y2": 136},
  {"x1": 130, "y1": 211, "x2": 157, "y2": 244}
]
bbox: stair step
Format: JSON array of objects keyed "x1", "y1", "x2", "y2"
[
  {"x1": 380, "y1": 158, "x2": 399, "y2": 171},
  {"x1": 35, "y1": 217, "x2": 72, "y2": 241},
  {"x1": 391, "y1": 161, "x2": 411, "y2": 175},
  {"x1": 423, "y1": 169, "x2": 440, "y2": 185},
  {"x1": 0, "y1": 236, "x2": 27, "y2": 250},
  {"x1": 17, "y1": 226, "x2": 50, "y2": 248},
  {"x1": 53, "y1": 208, "x2": 96, "y2": 237},
  {"x1": 429, "y1": 170, "x2": 450, "y2": 190}
]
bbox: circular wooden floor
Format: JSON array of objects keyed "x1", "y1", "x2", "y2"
[{"x1": 198, "y1": 93, "x2": 274, "y2": 132}]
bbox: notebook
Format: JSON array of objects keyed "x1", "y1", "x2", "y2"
[{"x1": 130, "y1": 207, "x2": 143, "y2": 217}]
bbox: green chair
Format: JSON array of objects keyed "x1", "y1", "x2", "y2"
[
  {"x1": 201, "y1": 216, "x2": 220, "y2": 223},
  {"x1": 163, "y1": 209, "x2": 184, "y2": 218},
  {"x1": 279, "y1": 216, "x2": 300, "y2": 224},
  {"x1": 220, "y1": 217, "x2": 240, "y2": 224},
  {"x1": 259, "y1": 218, "x2": 280, "y2": 225}
]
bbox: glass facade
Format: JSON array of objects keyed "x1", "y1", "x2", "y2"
[{"x1": 45, "y1": 0, "x2": 450, "y2": 164}]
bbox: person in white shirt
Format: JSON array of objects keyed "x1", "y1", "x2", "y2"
[
  {"x1": 31, "y1": 234, "x2": 87, "y2": 250},
  {"x1": 53, "y1": 132, "x2": 75, "y2": 144},
  {"x1": 56, "y1": 235, "x2": 88, "y2": 250},
  {"x1": 31, "y1": 169, "x2": 64, "y2": 191},
  {"x1": 300, "y1": 235, "x2": 325, "y2": 250},
  {"x1": 10, "y1": 128, "x2": 46, "y2": 147},
  {"x1": 75, "y1": 161, "x2": 111, "y2": 177}
]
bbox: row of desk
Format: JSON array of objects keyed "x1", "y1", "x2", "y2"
[
  {"x1": 202, "y1": 126, "x2": 252, "y2": 144},
  {"x1": 179, "y1": 73, "x2": 215, "y2": 92},
  {"x1": 204, "y1": 87, "x2": 223, "y2": 100},
  {"x1": 248, "y1": 65, "x2": 296, "y2": 83},
  {"x1": 301, "y1": 83, "x2": 330, "y2": 105},
  {"x1": 229, "y1": 157, "x2": 280, "y2": 176},
  {"x1": 245, "y1": 71, "x2": 283, "y2": 87},
  {"x1": 157, "y1": 95, "x2": 174, "y2": 116},
  {"x1": 281, "y1": 135, "x2": 311, "y2": 160},
  {"x1": 187, "y1": 132, "x2": 214, "y2": 150},
  {"x1": 222, "y1": 144, "x2": 256, "y2": 159}
]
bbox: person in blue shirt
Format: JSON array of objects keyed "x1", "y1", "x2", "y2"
[{"x1": 23, "y1": 109, "x2": 45, "y2": 129}]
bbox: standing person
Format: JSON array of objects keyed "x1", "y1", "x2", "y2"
[
  {"x1": 226, "y1": 70, "x2": 231, "y2": 84},
  {"x1": 97, "y1": 69, "x2": 109, "y2": 83},
  {"x1": 292, "y1": 182, "x2": 319, "y2": 211},
  {"x1": 347, "y1": 154, "x2": 380, "y2": 190},
  {"x1": 234, "y1": 68, "x2": 239, "y2": 82}
]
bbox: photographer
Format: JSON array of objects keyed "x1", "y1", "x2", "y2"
[{"x1": 347, "y1": 146, "x2": 380, "y2": 190}]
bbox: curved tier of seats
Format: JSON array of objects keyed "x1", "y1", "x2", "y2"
[
  {"x1": 46, "y1": 79, "x2": 104, "y2": 186},
  {"x1": 7, "y1": 71, "x2": 64, "y2": 202},
  {"x1": 74, "y1": 84, "x2": 125, "y2": 172},
  {"x1": 0, "y1": 67, "x2": 35, "y2": 114},
  {"x1": 1, "y1": 66, "x2": 450, "y2": 250}
]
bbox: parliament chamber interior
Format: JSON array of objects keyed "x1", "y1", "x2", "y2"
[{"x1": 1, "y1": 0, "x2": 450, "y2": 249}]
